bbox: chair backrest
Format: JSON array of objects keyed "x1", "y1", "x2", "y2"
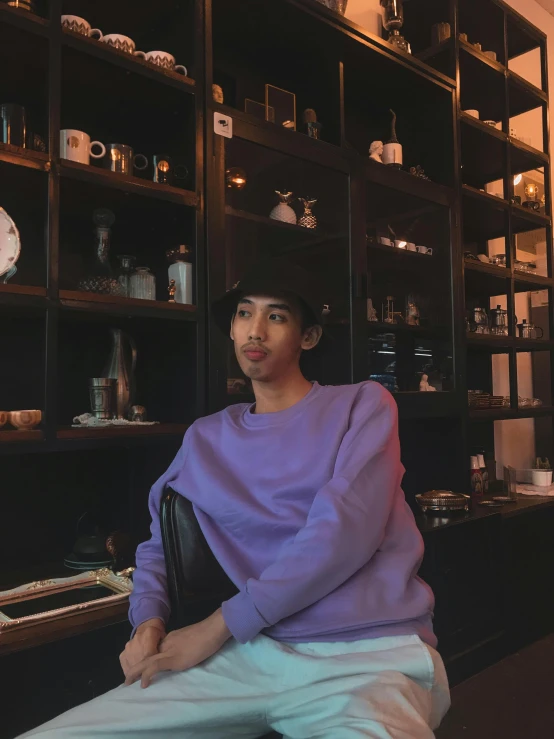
[{"x1": 160, "y1": 487, "x2": 238, "y2": 629}]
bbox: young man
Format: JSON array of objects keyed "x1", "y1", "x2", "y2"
[{"x1": 21, "y1": 259, "x2": 450, "y2": 738}]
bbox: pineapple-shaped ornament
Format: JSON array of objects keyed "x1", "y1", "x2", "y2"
[
  {"x1": 298, "y1": 197, "x2": 318, "y2": 229},
  {"x1": 382, "y1": 109, "x2": 403, "y2": 169},
  {"x1": 270, "y1": 190, "x2": 297, "y2": 224}
]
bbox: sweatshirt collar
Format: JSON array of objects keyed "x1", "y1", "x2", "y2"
[{"x1": 241, "y1": 382, "x2": 322, "y2": 428}]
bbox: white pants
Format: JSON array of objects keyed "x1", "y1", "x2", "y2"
[{"x1": 19, "y1": 633, "x2": 450, "y2": 738}]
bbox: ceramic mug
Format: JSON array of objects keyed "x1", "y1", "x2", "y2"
[
  {"x1": 60, "y1": 129, "x2": 106, "y2": 164},
  {"x1": 100, "y1": 34, "x2": 136, "y2": 54},
  {"x1": 394, "y1": 239, "x2": 407, "y2": 249},
  {"x1": 61, "y1": 15, "x2": 102, "y2": 38},
  {"x1": 105, "y1": 143, "x2": 148, "y2": 175},
  {"x1": 464, "y1": 109, "x2": 479, "y2": 119},
  {"x1": 406, "y1": 242, "x2": 417, "y2": 252},
  {"x1": 152, "y1": 154, "x2": 188, "y2": 185},
  {"x1": 379, "y1": 237, "x2": 393, "y2": 247},
  {"x1": 416, "y1": 246, "x2": 433, "y2": 255},
  {"x1": 134, "y1": 50, "x2": 187, "y2": 75},
  {"x1": 0, "y1": 411, "x2": 8, "y2": 428}
]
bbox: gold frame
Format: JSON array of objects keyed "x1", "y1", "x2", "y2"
[{"x1": 0, "y1": 568, "x2": 134, "y2": 632}]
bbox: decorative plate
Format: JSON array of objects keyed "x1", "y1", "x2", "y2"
[{"x1": 0, "y1": 207, "x2": 21, "y2": 278}]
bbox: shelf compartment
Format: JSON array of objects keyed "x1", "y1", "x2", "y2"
[
  {"x1": 59, "y1": 160, "x2": 197, "y2": 207},
  {"x1": 0, "y1": 143, "x2": 50, "y2": 172},
  {"x1": 61, "y1": 30, "x2": 196, "y2": 94},
  {"x1": 462, "y1": 185, "x2": 508, "y2": 242},
  {"x1": 59, "y1": 291, "x2": 197, "y2": 321},
  {"x1": 507, "y1": 12, "x2": 544, "y2": 62},
  {"x1": 394, "y1": 391, "x2": 459, "y2": 420},
  {"x1": 365, "y1": 161, "x2": 452, "y2": 209},
  {"x1": 466, "y1": 333, "x2": 514, "y2": 351},
  {"x1": 56, "y1": 423, "x2": 189, "y2": 441},
  {"x1": 368, "y1": 321, "x2": 448, "y2": 340},
  {"x1": 511, "y1": 204, "x2": 550, "y2": 234},
  {"x1": 464, "y1": 262, "x2": 511, "y2": 299},
  {"x1": 460, "y1": 114, "x2": 507, "y2": 188},
  {"x1": 459, "y1": 44, "x2": 506, "y2": 123},
  {"x1": 509, "y1": 138, "x2": 549, "y2": 177},
  {"x1": 514, "y1": 273, "x2": 553, "y2": 292},
  {"x1": 508, "y1": 70, "x2": 548, "y2": 118}
]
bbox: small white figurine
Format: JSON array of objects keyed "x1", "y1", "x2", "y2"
[
  {"x1": 369, "y1": 140, "x2": 384, "y2": 163},
  {"x1": 419, "y1": 373, "x2": 437, "y2": 392}
]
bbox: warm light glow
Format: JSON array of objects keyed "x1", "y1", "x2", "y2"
[
  {"x1": 525, "y1": 183, "x2": 538, "y2": 199},
  {"x1": 397, "y1": 241, "x2": 407, "y2": 249},
  {"x1": 225, "y1": 167, "x2": 248, "y2": 190},
  {"x1": 514, "y1": 174, "x2": 523, "y2": 186}
]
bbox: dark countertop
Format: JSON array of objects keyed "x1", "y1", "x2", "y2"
[{"x1": 415, "y1": 493, "x2": 554, "y2": 534}]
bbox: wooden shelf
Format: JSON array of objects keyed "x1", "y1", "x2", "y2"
[
  {"x1": 0, "y1": 284, "x2": 48, "y2": 310},
  {"x1": 368, "y1": 241, "x2": 435, "y2": 260},
  {"x1": 0, "y1": 429, "x2": 43, "y2": 443},
  {"x1": 0, "y1": 2, "x2": 49, "y2": 36},
  {"x1": 59, "y1": 290, "x2": 197, "y2": 321},
  {"x1": 508, "y1": 70, "x2": 548, "y2": 118},
  {"x1": 365, "y1": 161, "x2": 452, "y2": 207},
  {"x1": 513, "y1": 272, "x2": 553, "y2": 291},
  {"x1": 510, "y1": 137, "x2": 549, "y2": 177},
  {"x1": 459, "y1": 40, "x2": 506, "y2": 76},
  {"x1": 0, "y1": 143, "x2": 50, "y2": 172},
  {"x1": 59, "y1": 160, "x2": 198, "y2": 207},
  {"x1": 460, "y1": 114, "x2": 507, "y2": 186},
  {"x1": 368, "y1": 321, "x2": 447, "y2": 339},
  {"x1": 511, "y1": 204, "x2": 551, "y2": 234},
  {"x1": 57, "y1": 423, "x2": 189, "y2": 440},
  {"x1": 466, "y1": 333, "x2": 513, "y2": 350},
  {"x1": 61, "y1": 30, "x2": 196, "y2": 94},
  {"x1": 464, "y1": 261, "x2": 511, "y2": 279},
  {"x1": 464, "y1": 261, "x2": 511, "y2": 298},
  {"x1": 225, "y1": 205, "x2": 323, "y2": 234},
  {"x1": 469, "y1": 406, "x2": 554, "y2": 421}
]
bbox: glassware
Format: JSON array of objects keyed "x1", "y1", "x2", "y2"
[
  {"x1": 380, "y1": 0, "x2": 410, "y2": 52},
  {"x1": 116, "y1": 255, "x2": 136, "y2": 298},
  {"x1": 79, "y1": 208, "x2": 124, "y2": 295},
  {"x1": 129, "y1": 267, "x2": 156, "y2": 300},
  {"x1": 298, "y1": 198, "x2": 318, "y2": 229}
]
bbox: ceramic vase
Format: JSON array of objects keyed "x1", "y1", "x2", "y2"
[{"x1": 270, "y1": 191, "x2": 297, "y2": 224}]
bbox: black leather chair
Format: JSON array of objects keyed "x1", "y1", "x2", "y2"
[{"x1": 160, "y1": 487, "x2": 281, "y2": 738}]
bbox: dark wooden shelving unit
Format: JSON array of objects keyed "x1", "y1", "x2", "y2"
[{"x1": 2, "y1": 0, "x2": 553, "y2": 721}]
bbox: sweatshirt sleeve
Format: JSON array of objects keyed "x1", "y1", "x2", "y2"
[
  {"x1": 221, "y1": 383, "x2": 404, "y2": 643},
  {"x1": 128, "y1": 432, "x2": 191, "y2": 634}
]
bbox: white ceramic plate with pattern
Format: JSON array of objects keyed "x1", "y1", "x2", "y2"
[{"x1": 0, "y1": 207, "x2": 21, "y2": 278}]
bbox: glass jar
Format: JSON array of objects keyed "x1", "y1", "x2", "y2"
[{"x1": 130, "y1": 267, "x2": 156, "y2": 300}]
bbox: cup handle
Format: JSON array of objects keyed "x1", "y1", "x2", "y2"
[
  {"x1": 90, "y1": 141, "x2": 106, "y2": 159},
  {"x1": 536, "y1": 326, "x2": 544, "y2": 339},
  {"x1": 174, "y1": 65, "x2": 188, "y2": 76},
  {"x1": 133, "y1": 153, "x2": 149, "y2": 171},
  {"x1": 426, "y1": 247, "x2": 433, "y2": 255},
  {"x1": 174, "y1": 164, "x2": 189, "y2": 179},
  {"x1": 89, "y1": 28, "x2": 103, "y2": 40},
  {"x1": 134, "y1": 50, "x2": 146, "y2": 59}
]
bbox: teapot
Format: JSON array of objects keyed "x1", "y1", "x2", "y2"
[
  {"x1": 489, "y1": 305, "x2": 508, "y2": 335},
  {"x1": 518, "y1": 319, "x2": 544, "y2": 340}
]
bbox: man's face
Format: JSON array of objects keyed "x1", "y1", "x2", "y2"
[{"x1": 230, "y1": 294, "x2": 321, "y2": 383}]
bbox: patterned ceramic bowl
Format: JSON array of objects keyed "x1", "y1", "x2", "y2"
[
  {"x1": 9, "y1": 410, "x2": 42, "y2": 430},
  {"x1": 0, "y1": 411, "x2": 8, "y2": 428}
]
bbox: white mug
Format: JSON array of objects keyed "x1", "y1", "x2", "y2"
[
  {"x1": 416, "y1": 245, "x2": 433, "y2": 255},
  {"x1": 60, "y1": 129, "x2": 106, "y2": 165},
  {"x1": 61, "y1": 15, "x2": 103, "y2": 38},
  {"x1": 379, "y1": 237, "x2": 393, "y2": 247},
  {"x1": 134, "y1": 50, "x2": 187, "y2": 76},
  {"x1": 394, "y1": 239, "x2": 407, "y2": 249},
  {"x1": 406, "y1": 242, "x2": 417, "y2": 252},
  {"x1": 100, "y1": 34, "x2": 136, "y2": 54},
  {"x1": 464, "y1": 109, "x2": 480, "y2": 119}
]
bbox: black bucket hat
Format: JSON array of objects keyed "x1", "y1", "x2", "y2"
[{"x1": 211, "y1": 257, "x2": 330, "y2": 338}]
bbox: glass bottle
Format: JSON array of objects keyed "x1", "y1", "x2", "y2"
[
  {"x1": 130, "y1": 267, "x2": 156, "y2": 300},
  {"x1": 116, "y1": 255, "x2": 136, "y2": 298},
  {"x1": 79, "y1": 208, "x2": 124, "y2": 295}
]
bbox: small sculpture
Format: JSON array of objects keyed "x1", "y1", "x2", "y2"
[
  {"x1": 405, "y1": 296, "x2": 420, "y2": 326},
  {"x1": 270, "y1": 191, "x2": 297, "y2": 224},
  {"x1": 382, "y1": 110, "x2": 403, "y2": 168},
  {"x1": 168, "y1": 279, "x2": 176, "y2": 303},
  {"x1": 419, "y1": 373, "x2": 437, "y2": 392},
  {"x1": 298, "y1": 198, "x2": 318, "y2": 229},
  {"x1": 367, "y1": 298, "x2": 378, "y2": 322},
  {"x1": 369, "y1": 141, "x2": 384, "y2": 163},
  {"x1": 303, "y1": 109, "x2": 322, "y2": 139}
]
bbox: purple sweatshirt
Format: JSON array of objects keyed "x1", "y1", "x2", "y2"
[{"x1": 129, "y1": 381, "x2": 436, "y2": 647}]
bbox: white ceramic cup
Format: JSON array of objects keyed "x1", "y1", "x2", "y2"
[
  {"x1": 133, "y1": 50, "x2": 187, "y2": 76},
  {"x1": 531, "y1": 469, "x2": 553, "y2": 486},
  {"x1": 464, "y1": 109, "x2": 480, "y2": 118},
  {"x1": 61, "y1": 15, "x2": 103, "y2": 38},
  {"x1": 379, "y1": 237, "x2": 393, "y2": 247},
  {"x1": 406, "y1": 242, "x2": 417, "y2": 252},
  {"x1": 416, "y1": 245, "x2": 433, "y2": 255},
  {"x1": 101, "y1": 34, "x2": 136, "y2": 54},
  {"x1": 60, "y1": 129, "x2": 106, "y2": 165},
  {"x1": 394, "y1": 239, "x2": 407, "y2": 249}
]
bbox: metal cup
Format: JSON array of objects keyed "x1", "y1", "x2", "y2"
[
  {"x1": 89, "y1": 378, "x2": 116, "y2": 419},
  {"x1": 1, "y1": 103, "x2": 27, "y2": 148}
]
